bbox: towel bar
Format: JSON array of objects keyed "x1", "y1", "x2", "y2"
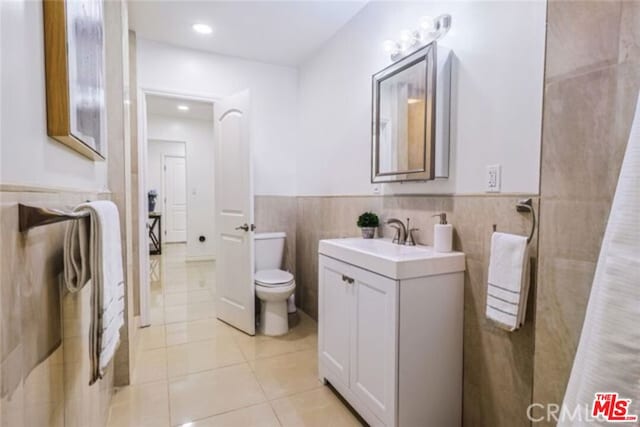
[
  {"x1": 491, "y1": 198, "x2": 536, "y2": 244},
  {"x1": 18, "y1": 203, "x2": 89, "y2": 232}
]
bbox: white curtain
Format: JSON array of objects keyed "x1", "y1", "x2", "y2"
[{"x1": 560, "y1": 92, "x2": 640, "y2": 425}]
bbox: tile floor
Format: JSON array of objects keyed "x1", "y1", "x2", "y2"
[{"x1": 107, "y1": 244, "x2": 362, "y2": 427}]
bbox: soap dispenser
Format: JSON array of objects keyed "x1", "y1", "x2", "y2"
[{"x1": 432, "y1": 213, "x2": 453, "y2": 253}]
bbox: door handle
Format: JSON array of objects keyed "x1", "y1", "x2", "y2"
[
  {"x1": 341, "y1": 274, "x2": 354, "y2": 284},
  {"x1": 235, "y1": 223, "x2": 250, "y2": 232}
]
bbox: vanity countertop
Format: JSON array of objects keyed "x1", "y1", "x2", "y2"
[{"x1": 318, "y1": 238, "x2": 465, "y2": 280}]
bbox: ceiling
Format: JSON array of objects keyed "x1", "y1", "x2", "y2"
[
  {"x1": 128, "y1": 1, "x2": 367, "y2": 66},
  {"x1": 146, "y1": 95, "x2": 214, "y2": 121}
]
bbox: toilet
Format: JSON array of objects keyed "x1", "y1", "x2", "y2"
[{"x1": 254, "y1": 232, "x2": 295, "y2": 336}]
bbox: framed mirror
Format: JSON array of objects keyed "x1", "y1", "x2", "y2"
[{"x1": 371, "y1": 42, "x2": 437, "y2": 183}]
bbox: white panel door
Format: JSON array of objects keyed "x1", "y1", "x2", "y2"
[
  {"x1": 163, "y1": 155, "x2": 187, "y2": 243},
  {"x1": 214, "y1": 89, "x2": 255, "y2": 335},
  {"x1": 318, "y1": 256, "x2": 352, "y2": 386},
  {"x1": 350, "y1": 266, "x2": 398, "y2": 426}
]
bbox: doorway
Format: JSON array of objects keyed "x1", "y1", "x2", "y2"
[
  {"x1": 138, "y1": 91, "x2": 217, "y2": 326},
  {"x1": 136, "y1": 88, "x2": 256, "y2": 335}
]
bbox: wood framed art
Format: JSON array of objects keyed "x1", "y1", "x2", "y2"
[{"x1": 43, "y1": 0, "x2": 106, "y2": 160}]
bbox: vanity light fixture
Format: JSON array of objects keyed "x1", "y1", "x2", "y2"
[
  {"x1": 177, "y1": 105, "x2": 190, "y2": 111},
  {"x1": 384, "y1": 14, "x2": 452, "y2": 61},
  {"x1": 192, "y1": 23, "x2": 213, "y2": 35}
]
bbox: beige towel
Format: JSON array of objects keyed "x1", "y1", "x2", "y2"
[{"x1": 64, "y1": 201, "x2": 124, "y2": 384}]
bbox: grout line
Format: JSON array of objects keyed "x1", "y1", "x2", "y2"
[
  {"x1": 165, "y1": 360, "x2": 249, "y2": 382},
  {"x1": 269, "y1": 400, "x2": 286, "y2": 427},
  {"x1": 170, "y1": 402, "x2": 279, "y2": 427},
  {"x1": 265, "y1": 381, "x2": 326, "y2": 403}
]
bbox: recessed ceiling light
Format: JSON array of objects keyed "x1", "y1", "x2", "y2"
[
  {"x1": 192, "y1": 23, "x2": 212, "y2": 35},
  {"x1": 177, "y1": 105, "x2": 190, "y2": 111}
]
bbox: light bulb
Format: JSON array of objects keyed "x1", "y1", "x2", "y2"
[
  {"x1": 192, "y1": 23, "x2": 213, "y2": 35},
  {"x1": 399, "y1": 29, "x2": 412, "y2": 43},
  {"x1": 419, "y1": 16, "x2": 435, "y2": 32},
  {"x1": 177, "y1": 105, "x2": 190, "y2": 111},
  {"x1": 382, "y1": 40, "x2": 398, "y2": 54}
]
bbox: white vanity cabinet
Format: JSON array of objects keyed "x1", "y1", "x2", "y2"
[{"x1": 318, "y1": 238, "x2": 465, "y2": 427}]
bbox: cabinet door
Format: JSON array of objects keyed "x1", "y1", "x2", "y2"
[
  {"x1": 318, "y1": 256, "x2": 353, "y2": 386},
  {"x1": 350, "y1": 266, "x2": 398, "y2": 426}
]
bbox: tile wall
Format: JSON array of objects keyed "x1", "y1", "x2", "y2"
[
  {"x1": 532, "y1": 1, "x2": 640, "y2": 423},
  {"x1": 0, "y1": 189, "x2": 114, "y2": 427}
]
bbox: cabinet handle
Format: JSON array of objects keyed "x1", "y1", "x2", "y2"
[{"x1": 341, "y1": 274, "x2": 354, "y2": 284}]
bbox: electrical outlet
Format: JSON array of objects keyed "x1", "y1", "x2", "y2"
[
  {"x1": 486, "y1": 164, "x2": 501, "y2": 193},
  {"x1": 372, "y1": 186, "x2": 380, "y2": 195}
]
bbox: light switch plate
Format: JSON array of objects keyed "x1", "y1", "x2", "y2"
[{"x1": 486, "y1": 164, "x2": 501, "y2": 192}]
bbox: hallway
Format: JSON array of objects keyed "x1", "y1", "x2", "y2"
[{"x1": 106, "y1": 244, "x2": 361, "y2": 427}]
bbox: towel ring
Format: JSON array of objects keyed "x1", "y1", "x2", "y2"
[{"x1": 492, "y1": 198, "x2": 536, "y2": 244}]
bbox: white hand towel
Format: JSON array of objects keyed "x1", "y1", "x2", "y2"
[
  {"x1": 486, "y1": 232, "x2": 530, "y2": 331},
  {"x1": 63, "y1": 214, "x2": 91, "y2": 291},
  {"x1": 64, "y1": 201, "x2": 125, "y2": 384},
  {"x1": 560, "y1": 91, "x2": 640, "y2": 424}
]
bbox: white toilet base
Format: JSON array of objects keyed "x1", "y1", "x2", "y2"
[
  {"x1": 259, "y1": 299, "x2": 290, "y2": 336},
  {"x1": 256, "y1": 281, "x2": 295, "y2": 336}
]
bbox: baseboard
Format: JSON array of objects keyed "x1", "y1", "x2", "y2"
[{"x1": 186, "y1": 255, "x2": 216, "y2": 262}]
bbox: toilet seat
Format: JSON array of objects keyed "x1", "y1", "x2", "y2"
[{"x1": 255, "y1": 269, "x2": 294, "y2": 287}]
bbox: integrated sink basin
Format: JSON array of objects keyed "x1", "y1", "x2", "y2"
[{"x1": 318, "y1": 237, "x2": 465, "y2": 280}]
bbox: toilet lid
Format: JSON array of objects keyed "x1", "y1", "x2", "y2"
[{"x1": 255, "y1": 269, "x2": 294, "y2": 287}]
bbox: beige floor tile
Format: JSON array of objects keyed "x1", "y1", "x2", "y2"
[
  {"x1": 168, "y1": 364, "x2": 266, "y2": 425},
  {"x1": 166, "y1": 337, "x2": 245, "y2": 378},
  {"x1": 164, "y1": 301, "x2": 215, "y2": 324},
  {"x1": 138, "y1": 325, "x2": 166, "y2": 351},
  {"x1": 149, "y1": 292, "x2": 164, "y2": 309},
  {"x1": 187, "y1": 403, "x2": 280, "y2": 427},
  {"x1": 150, "y1": 307, "x2": 166, "y2": 325},
  {"x1": 250, "y1": 349, "x2": 322, "y2": 400},
  {"x1": 270, "y1": 387, "x2": 362, "y2": 427},
  {"x1": 132, "y1": 348, "x2": 167, "y2": 384},
  {"x1": 234, "y1": 329, "x2": 313, "y2": 361},
  {"x1": 107, "y1": 381, "x2": 170, "y2": 427},
  {"x1": 110, "y1": 244, "x2": 351, "y2": 427},
  {"x1": 164, "y1": 290, "x2": 214, "y2": 307},
  {"x1": 165, "y1": 319, "x2": 238, "y2": 346}
]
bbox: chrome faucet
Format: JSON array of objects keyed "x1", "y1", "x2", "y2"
[
  {"x1": 385, "y1": 218, "x2": 407, "y2": 245},
  {"x1": 386, "y1": 217, "x2": 419, "y2": 245}
]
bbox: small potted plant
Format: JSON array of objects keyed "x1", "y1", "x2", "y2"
[{"x1": 357, "y1": 212, "x2": 379, "y2": 239}]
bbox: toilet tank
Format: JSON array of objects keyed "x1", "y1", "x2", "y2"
[{"x1": 254, "y1": 232, "x2": 286, "y2": 271}]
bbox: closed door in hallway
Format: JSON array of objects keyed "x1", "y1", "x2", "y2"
[{"x1": 164, "y1": 155, "x2": 187, "y2": 242}]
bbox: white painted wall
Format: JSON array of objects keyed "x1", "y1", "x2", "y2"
[
  {"x1": 297, "y1": 1, "x2": 546, "y2": 195},
  {"x1": 0, "y1": 0, "x2": 108, "y2": 190},
  {"x1": 147, "y1": 114, "x2": 215, "y2": 259},
  {"x1": 136, "y1": 39, "x2": 298, "y2": 196}
]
